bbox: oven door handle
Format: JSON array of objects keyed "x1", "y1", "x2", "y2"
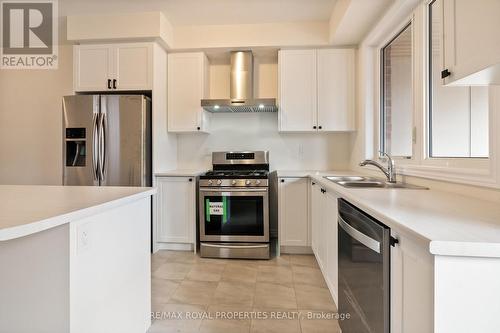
[
  {"x1": 199, "y1": 188, "x2": 267, "y2": 193},
  {"x1": 338, "y1": 215, "x2": 381, "y2": 253},
  {"x1": 201, "y1": 243, "x2": 269, "y2": 249}
]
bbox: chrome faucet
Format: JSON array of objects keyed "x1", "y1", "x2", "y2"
[{"x1": 359, "y1": 152, "x2": 397, "y2": 183}]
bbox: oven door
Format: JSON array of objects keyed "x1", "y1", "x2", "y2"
[{"x1": 199, "y1": 187, "x2": 269, "y2": 242}]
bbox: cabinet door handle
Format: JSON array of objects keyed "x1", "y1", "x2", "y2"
[
  {"x1": 107, "y1": 79, "x2": 112, "y2": 89},
  {"x1": 197, "y1": 126, "x2": 201, "y2": 131},
  {"x1": 313, "y1": 126, "x2": 317, "y2": 129},
  {"x1": 441, "y1": 69, "x2": 451, "y2": 79},
  {"x1": 189, "y1": 178, "x2": 193, "y2": 182},
  {"x1": 311, "y1": 182, "x2": 316, "y2": 185},
  {"x1": 318, "y1": 126, "x2": 322, "y2": 130},
  {"x1": 281, "y1": 179, "x2": 285, "y2": 183},
  {"x1": 113, "y1": 79, "x2": 117, "y2": 89}
]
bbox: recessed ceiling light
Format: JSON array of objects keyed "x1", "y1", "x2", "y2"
[
  {"x1": 214, "y1": 105, "x2": 220, "y2": 109},
  {"x1": 258, "y1": 104, "x2": 265, "y2": 109}
]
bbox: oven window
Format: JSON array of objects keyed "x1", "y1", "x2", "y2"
[{"x1": 204, "y1": 195, "x2": 264, "y2": 236}]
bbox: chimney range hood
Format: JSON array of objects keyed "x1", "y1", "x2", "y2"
[{"x1": 201, "y1": 51, "x2": 277, "y2": 113}]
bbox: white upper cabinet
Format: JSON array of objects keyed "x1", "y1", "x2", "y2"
[
  {"x1": 279, "y1": 48, "x2": 355, "y2": 132},
  {"x1": 317, "y1": 49, "x2": 355, "y2": 131},
  {"x1": 279, "y1": 177, "x2": 309, "y2": 247},
  {"x1": 167, "y1": 52, "x2": 210, "y2": 133},
  {"x1": 114, "y1": 44, "x2": 153, "y2": 90},
  {"x1": 442, "y1": 0, "x2": 500, "y2": 85},
  {"x1": 74, "y1": 45, "x2": 113, "y2": 91},
  {"x1": 74, "y1": 43, "x2": 153, "y2": 92},
  {"x1": 279, "y1": 50, "x2": 317, "y2": 132}
]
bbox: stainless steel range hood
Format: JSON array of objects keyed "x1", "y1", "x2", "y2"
[{"x1": 201, "y1": 51, "x2": 277, "y2": 113}]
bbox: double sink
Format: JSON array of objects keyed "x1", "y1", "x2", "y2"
[{"x1": 324, "y1": 176, "x2": 428, "y2": 189}]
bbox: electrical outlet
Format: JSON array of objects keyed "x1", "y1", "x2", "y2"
[{"x1": 77, "y1": 224, "x2": 91, "y2": 253}]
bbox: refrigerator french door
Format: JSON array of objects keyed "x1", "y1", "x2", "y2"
[{"x1": 63, "y1": 95, "x2": 151, "y2": 187}]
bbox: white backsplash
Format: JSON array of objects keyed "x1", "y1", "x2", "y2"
[{"x1": 176, "y1": 112, "x2": 352, "y2": 171}]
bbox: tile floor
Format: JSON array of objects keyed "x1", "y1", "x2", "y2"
[{"x1": 148, "y1": 250, "x2": 341, "y2": 333}]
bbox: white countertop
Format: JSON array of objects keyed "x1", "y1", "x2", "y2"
[
  {"x1": 155, "y1": 169, "x2": 207, "y2": 177},
  {"x1": 0, "y1": 185, "x2": 156, "y2": 241},
  {"x1": 276, "y1": 170, "x2": 350, "y2": 178},
  {"x1": 298, "y1": 171, "x2": 500, "y2": 258}
]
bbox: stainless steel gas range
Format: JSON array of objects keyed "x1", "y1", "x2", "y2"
[{"x1": 198, "y1": 151, "x2": 272, "y2": 259}]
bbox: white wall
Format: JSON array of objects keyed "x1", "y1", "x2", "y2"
[
  {"x1": 175, "y1": 57, "x2": 352, "y2": 171},
  {"x1": 0, "y1": 45, "x2": 73, "y2": 185},
  {"x1": 0, "y1": 45, "x2": 351, "y2": 187},
  {"x1": 173, "y1": 21, "x2": 330, "y2": 49},
  {"x1": 176, "y1": 113, "x2": 352, "y2": 171}
]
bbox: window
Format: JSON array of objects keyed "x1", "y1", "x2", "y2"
[
  {"x1": 428, "y1": 0, "x2": 489, "y2": 158},
  {"x1": 381, "y1": 23, "x2": 413, "y2": 158}
]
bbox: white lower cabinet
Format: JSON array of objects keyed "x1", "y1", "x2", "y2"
[
  {"x1": 309, "y1": 180, "x2": 434, "y2": 325},
  {"x1": 155, "y1": 176, "x2": 196, "y2": 249},
  {"x1": 324, "y1": 191, "x2": 339, "y2": 305},
  {"x1": 278, "y1": 177, "x2": 309, "y2": 248},
  {"x1": 280, "y1": 177, "x2": 434, "y2": 327},
  {"x1": 310, "y1": 180, "x2": 321, "y2": 254},
  {"x1": 390, "y1": 229, "x2": 434, "y2": 333},
  {"x1": 310, "y1": 180, "x2": 339, "y2": 305}
]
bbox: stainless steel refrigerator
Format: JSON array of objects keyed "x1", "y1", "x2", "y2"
[{"x1": 63, "y1": 95, "x2": 151, "y2": 187}]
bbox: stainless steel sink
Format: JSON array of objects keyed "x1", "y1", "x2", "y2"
[
  {"x1": 324, "y1": 176, "x2": 428, "y2": 189},
  {"x1": 337, "y1": 180, "x2": 385, "y2": 188},
  {"x1": 324, "y1": 176, "x2": 380, "y2": 182}
]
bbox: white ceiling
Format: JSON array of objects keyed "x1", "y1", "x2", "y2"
[{"x1": 60, "y1": 0, "x2": 337, "y2": 26}]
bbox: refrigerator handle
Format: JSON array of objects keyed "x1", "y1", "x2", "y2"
[
  {"x1": 98, "y1": 111, "x2": 107, "y2": 182},
  {"x1": 92, "y1": 112, "x2": 99, "y2": 181}
]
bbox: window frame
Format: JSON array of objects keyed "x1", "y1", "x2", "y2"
[
  {"x1": 380, "y1": 22, "x2": 414, "y2": 159},
  {"x1": 375, "y1": 16, "x2": 418, "y2": 163},
  {"x1": 372, "y1": 0, "x2": 500, "y2": 188}
]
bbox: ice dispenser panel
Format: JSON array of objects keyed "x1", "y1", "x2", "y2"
[{"x1": 65, "y1": 128, "x2": 86, "y2": 167}]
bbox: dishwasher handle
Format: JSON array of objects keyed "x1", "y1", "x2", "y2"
[{"x1": 338, "y1": 215, "x2": 381, "y2": 253}]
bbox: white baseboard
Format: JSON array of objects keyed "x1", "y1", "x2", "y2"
[
  {"x1": 155, "y1": 242, "x2": 194, "y2": 252},
  {"x1": 280, "y1": 245, "x2": 313, "y2": 254}
]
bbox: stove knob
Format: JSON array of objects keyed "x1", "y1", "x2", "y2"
[
  {"x1": 231, "y1": 180, "x2": 237, "y2": 185},
  {"x1": 208, "y1": 180, "x2": 213, "y2": 185},
  {"x1": 245, "y1": 180, "x2": 251, "y2": 186},
  {"x1": 256, "y1": 180, "x2": 261, "y2": 185},
  {"x1": 217, "y1": 180, "x2": 222, "y2": 185}
]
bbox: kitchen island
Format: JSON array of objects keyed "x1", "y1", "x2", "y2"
[{"x1": 0, "y1": 185, "x2": 155, "y2": 333}]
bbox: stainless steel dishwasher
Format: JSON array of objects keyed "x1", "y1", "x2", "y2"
[{"x1": 338, "y1": 198, "x2": 395, "y2": 333}]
